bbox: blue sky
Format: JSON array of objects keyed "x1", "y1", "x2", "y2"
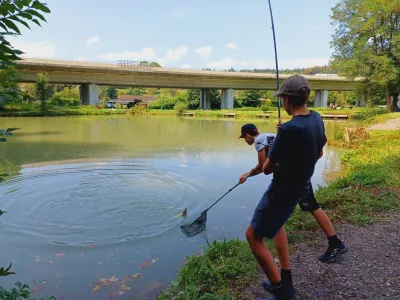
[{"x1": 10, "y1": 0, "x2": 340, "y2": 70}]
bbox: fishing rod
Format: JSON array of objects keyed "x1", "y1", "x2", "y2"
[{"x1": 268, "y1": 0, "x2": 281, "y2": 120}]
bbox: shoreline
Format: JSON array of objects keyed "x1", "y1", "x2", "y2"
[{"x1": 0, "y1": 106, "x2": 388, "y2": 121}]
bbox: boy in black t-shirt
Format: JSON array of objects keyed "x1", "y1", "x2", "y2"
[{"x1": 243, "y1": 75, "x2": 348, "y2": 300}]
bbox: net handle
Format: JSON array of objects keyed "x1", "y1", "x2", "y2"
[{"x1": 205, "y1": 174, "x2": 250, "y2": 212}]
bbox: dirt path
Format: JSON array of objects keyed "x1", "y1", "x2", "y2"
[
  {"x1": 245, "y1": 216, "x2": 400, "y2": 300},
  {"x1": 368, "y1": 118, "x2": 400, "y2": 130}
]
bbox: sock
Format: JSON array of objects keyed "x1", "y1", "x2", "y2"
[
  {"x1": 327, "y1": 235, "x2": 341, "y2": 248},
  {"x1": 280, "y1": 269, "x2": 292, "y2": 282},
  {"x1": 271, "y1": 280, "x2": 282, "y2": 288}
]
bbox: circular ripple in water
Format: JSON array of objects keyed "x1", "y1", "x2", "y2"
[{"x1": 0, "y1": 161, "x2": 199, "y2": 246}]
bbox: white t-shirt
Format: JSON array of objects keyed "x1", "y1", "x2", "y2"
[{"x1": 254, "y1": 133, "x2": 276, "y2": 152}]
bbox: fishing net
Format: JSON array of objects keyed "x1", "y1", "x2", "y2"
[{"x1": 180, "y1": 211, "x2": 207, "y2": 238}]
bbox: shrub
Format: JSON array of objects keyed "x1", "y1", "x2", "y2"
[
  {"x1": 129, "y1": 104, "x2": 147, "y2": 115},
  {"x1": 49, "y1": 96, "x2": 80, "y2": 107},
  {"x1": 352, "y1": 108, "x2": 386, "y2": 120},
  {"x1": 174, "y1": 102, "x2": 188, "y2": 115}
]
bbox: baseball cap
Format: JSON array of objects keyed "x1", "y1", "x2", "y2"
[
  {"x1": 272, "y1": 75, "x2": 311, "y2": 97},
  {"x1": 238, "y1": 123, "x2": 259, "y2": 139}
]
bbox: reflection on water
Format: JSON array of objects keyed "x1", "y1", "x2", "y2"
[{"x1": 0, "y1": 115, "x2": 346, "y2": 299}]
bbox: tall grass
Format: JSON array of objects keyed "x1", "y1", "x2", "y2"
[{"x1": 157, "y1": 239, "x2": 260, "y2": 300}]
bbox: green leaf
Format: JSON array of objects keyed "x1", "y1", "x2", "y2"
[
  {"x1": 10, "y1": 15, "x2": 30, "y2": 30},
  {"x1": 31, "y1": 1, "x2": 51, "y2": 13},
  {"x1": 18, "y1": 11, "x2": 33, "y2": 20},
  {"x1": 0, "y1": 21, "x2": 8, "y2": 32},
  {"x1": 25, "y1": 9, "x2": 46, "y2": 22},
  {"x1": 31, "y1": 18, "x2": 41, "y2": 27},
  {"x1": 1, "y1": 19, "x2": 21, "y2": 34},
  {"x1": 15, "y1": 0, "x2": 25, "y2": 10}
]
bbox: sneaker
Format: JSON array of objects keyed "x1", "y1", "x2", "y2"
[
  {"x1": 319, "y1": 241, "x2": 349, "y2": 263},
  {"x1": 262, "y1": 279, "x2": 296, "y2": 298}
]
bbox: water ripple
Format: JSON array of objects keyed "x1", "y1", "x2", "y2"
[{"x1": 0, "y1": 161, "x2": 200, "y2": 247}]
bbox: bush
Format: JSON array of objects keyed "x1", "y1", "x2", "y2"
[
  {"x1": 49, "y1": 96, "x2": 80, "y2": 107},
  {"x1": 148, "y1": 98, "x2": 178, "y2": 109},
  {"x1": 352, "y1": 108, "x2": 387, "y2": 120},
  {"x1": 174, "y1": 102, "x2": 188, "y2": 115},
  {"x1": 129, "y1": 104, "x2": 147, "y2": 115}
]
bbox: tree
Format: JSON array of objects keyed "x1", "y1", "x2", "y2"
[
  {"x1": 150, "y1": 62, "x2": 161, "y2": 67},
  {"x1": 0, "y1": 0, "x2": 51, "y2": 66},
  {"x1": 105, "y1": 86, "x2": 118, "y2": 99},
  {"x1": 35, "y1": 72, "x2": 50, "y2": 110},
  {"x1": 236, "y1": 90, "x2": 263, "y2": 107},
  {"x1": 0, "y1": 65, "x2": 19, "y2": 105},
  {"x1": 127, "y1": 87, "x2": 145, "y2": 95},
  {"x1": 187, "y1": 89, "x2": 200, "y2": 109},
  {"x1": 330, "y1": 0, "x2": 400, "y2": 111}
]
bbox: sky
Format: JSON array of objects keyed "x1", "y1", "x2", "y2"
[{"x1": 10, "y1": 0, "x2": 340, "y2": 70}]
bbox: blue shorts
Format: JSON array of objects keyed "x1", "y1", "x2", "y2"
[{"x1": 250, "y1": 184, "x2": 297, "y2": 239}]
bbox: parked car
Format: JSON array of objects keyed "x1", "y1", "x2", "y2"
[{"x1": 106, "y1": 101, "x2": 116, "y2": 109}]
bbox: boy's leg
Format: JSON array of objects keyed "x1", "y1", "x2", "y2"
[
  {"x1": 246, "y1": 225, "x2": 281, "y2": 283},
  {"x1": 248, "y1": 187, "x2": 297, "y2": 299},
  {"x1": 311, "y1": 208, "x2": 336, "y2": 237},
  {"x1": 261, "y1": 227, "x2": 295, "y2": 296},
  {"x1": 273, "y1": 227, "x2": 290, "y2": 270},
  {"x1": 298, "y1": 187, "x2": 349, "y2": 263}
]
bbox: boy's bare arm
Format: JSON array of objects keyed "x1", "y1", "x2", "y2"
[
  {"x1": 262, "y1": 157, "x2": 276, "y2": 175},
  {"x1": 250, "y1": 148, "x2": 268, "y2": 176}
]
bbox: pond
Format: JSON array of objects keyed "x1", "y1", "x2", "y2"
[{"x1": 0, "y1": 115, "x2": 346, "y2": 299}]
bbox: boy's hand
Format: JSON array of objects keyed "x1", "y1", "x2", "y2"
[
  {"x1": 276, "y1": 118, "x2": 282, "y2": 132},
  {"x1": 239, "y1": 171, "x2": 251, "y2": 184}
]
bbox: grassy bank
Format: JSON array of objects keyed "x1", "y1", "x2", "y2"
[
  {"x1": 158, "y1": 125, "x2": 400, "y2": 299},
  {"x1": 0, "y1": 103, "x2": 387, "y2": 120},
  {"x1": 0, "y1": 104, "x2": 127, "y2": 117}
]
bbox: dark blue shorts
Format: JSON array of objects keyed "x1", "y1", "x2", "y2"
[{"x1": 250, "y1": 184, "x2": 297, "y2": 239}]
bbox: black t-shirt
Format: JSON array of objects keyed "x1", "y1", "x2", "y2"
[{"x1": 268, "y1": 110, "x2": 327, "y2": 191}]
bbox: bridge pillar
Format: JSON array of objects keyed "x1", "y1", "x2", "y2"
[
  {"x1": 314, "y1": 90, "x2": 328, "y2": 107},
  {"x1": 80, "y1": 83, "x2": 99, "y2": 106},
  {"x1": 200, "y1": 89, "x2": 211, "y2": 110},
  {"x1": 221, "y1": 88, "x2": 234, "y2": 109}
]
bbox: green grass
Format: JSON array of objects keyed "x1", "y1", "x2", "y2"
[
  {"x1": 364, "y1": 112, "x2": 400, "y2": 126},
  {"x1": 0, "y1": 104, "x2": 127, "y2": 117},
  {"x1": 314, "y1": 130, "x2": 400, "y2": 226},
  {"x1": 157, "y1": 238, "x2": 260, "y2": 300}
]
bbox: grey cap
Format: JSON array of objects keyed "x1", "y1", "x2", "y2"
[{"x1": 272, "y1": 75, "x2": 311, "y2": 97}]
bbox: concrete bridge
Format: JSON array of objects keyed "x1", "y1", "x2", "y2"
[{"x1": 15, "y1": 58, "x2": 363, "y2": 109}]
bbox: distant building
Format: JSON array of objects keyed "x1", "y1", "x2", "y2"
[{"x1": 116, "y1": 95, "x2": 157, "y2": 105}]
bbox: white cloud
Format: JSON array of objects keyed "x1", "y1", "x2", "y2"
[
  {"x1": 207, "y1": 57, "x2": 237, "y2": 69},
  {"x1": 87, "y1": 36, "x2": 100, "y2": 46},
  {"x1": 167, "y1": 7, "x2": 191, "y2": 18},
  {"x1": 181, "y1": 64, "x2": 191, "y2": 68},
  {"x1": 226, "y1": 42, "x2": 238, "y2": 50},
  {"x1": 195, "y1": 46, "x2": 212, "y2": 59},
  {"x1": 10, "y1": 39, "x2": 56, "y2": 58},
  {"x1": 165, "y1": 46, "x2": 188, "y2": 62},
  {"x1": 97, "y1": 47, "x2": 157, "y2": 61}
]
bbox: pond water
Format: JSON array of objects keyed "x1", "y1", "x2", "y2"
[{"x1": 0, "y1": 115, "x2": 345, "y2": 300}]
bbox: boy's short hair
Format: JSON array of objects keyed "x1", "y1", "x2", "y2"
[
  {"x1": 272, "y1": 75, "x2": 311, "y2": 106},
  {"x1": 286, "y1": 87, "x2": 311, "y2": 106}
]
